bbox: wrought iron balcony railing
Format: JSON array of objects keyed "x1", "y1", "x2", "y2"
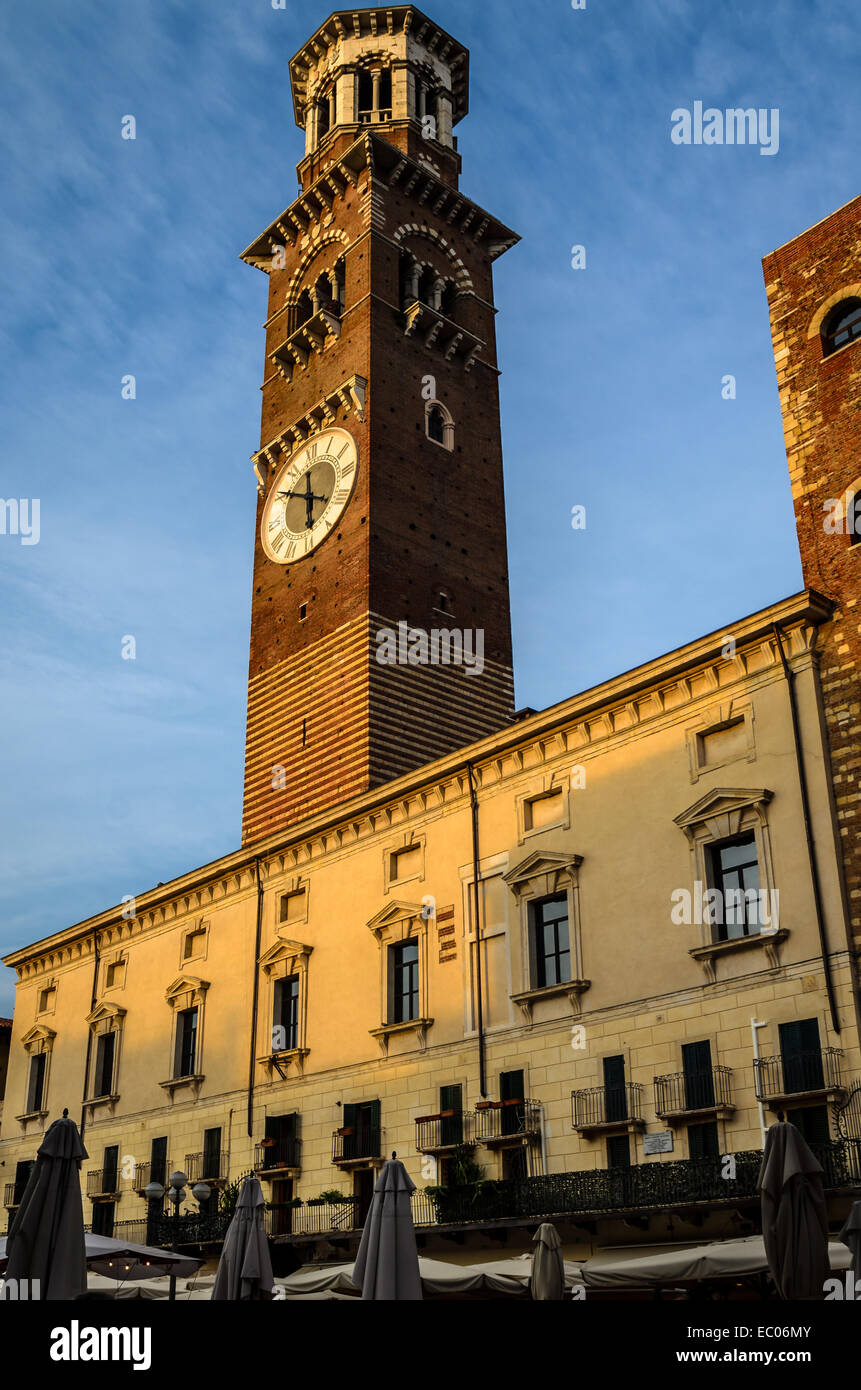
[
  {"x1": 654, "y1": 1067, "x2": 734, "y2": 1118},
  {"x1": 754, "y1": 1049, "x2": 844, "y2": 1102},
  {"x1": 289, "y1": 1198, "x2": 361, "y2": 1237},
  {"x1": 184, "y1": 1151, "x2": 228, "y2": 1184},
  {"x1": 3, "y1": 1181, "x2": 25, "y2": 1208},
  {"x1": 332, "y1": 1127, "x2": 381, "y2": 1164},
  {"x1": 131, "y1": 1160, "x2": 172, "y2": 1194},
  {"x1": 254, "y1": 1138, "x2": 302, "y2": 1174},
  {"x1": 415, "y1": 1111, "x2": 470, "y2": 1152},
  {"x1": 87, "y1": 1168, "x2": 121, "y2": 1198},
  {"x1": 87, "y1": 1141, "x2": 861, "y2": 1251},
  {"x1": 473, "y1": 1099, "x2": 541, "y2": 1145},
  {"x1": 571, "y1": 1083, "x2": 645, "y2": 1132}
]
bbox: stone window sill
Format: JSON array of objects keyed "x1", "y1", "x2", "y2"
[
  {"x1": 512, "y1": 980, "x2": 591, "y2": 1024},
  {"x1": 370, "y1": 1018, "x2": 433, "y2": 1056},
  {"x1": 690, "y1": 929, "x2": 788, "y2": 983}
]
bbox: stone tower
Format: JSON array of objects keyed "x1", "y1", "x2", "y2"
[
  {"x1": 240, "y1": 6, "x2": 519, "y2": 846},
  {"x1": 763, "y1": 193, "x2": 861, "y2": 948}
]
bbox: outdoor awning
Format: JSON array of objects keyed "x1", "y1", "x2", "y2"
[
  {"x1": 280, "y1": 1253, "x2": 585, "y2": 1298},
  {"x1": 580, "y1": 1234, "x2": 852, "y2": 1291}
]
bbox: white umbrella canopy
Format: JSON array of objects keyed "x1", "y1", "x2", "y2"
[
  {"x1": 0, "y1": 1233, "x2": 202, "y2": 1281},
  {"x1": 352, "y1": 1156, "x2": 422, "y2": 1301}
]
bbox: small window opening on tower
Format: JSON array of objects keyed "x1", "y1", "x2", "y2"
[
  {"x1": 440, "y1": 281, "x2": 458, "y2": 319},
  {"x1": 302, "y1": 718, "x2": 308, "y2": 748},
  {"x1": 379, "y1": 69, "x2": 392, "y2": 118},
  {"x1": 358, "y1": 70, "x2": 374, "y2": 123},
  {"x1": 299, "y1": 602, "x2": 308, "y2": 621},
  {"x1": 418, "y1": 266, "x2": 437, "y2": 308},
  {"x1": 822, "y1": 298, "x2": 861, "y2": 357},
  {"x1": 427, "y1": 406, "x2": 446, "y2": 444},
  {"x1": 295, "y1": 289, "x2": 314, "y2": 331},
  {"x1": 317, "y1": 98, "x2": 330, "y2": 140},
  {"x1": 426, "y1": 401, "x2": 455, "y2": 451},
  {"x1": 850, "y1": 491, "x2": 861, "y2": 547}
]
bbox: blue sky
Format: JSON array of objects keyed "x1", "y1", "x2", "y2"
[{"x1": 1, "y1": 0, "x2": 858, "y2": 1012}]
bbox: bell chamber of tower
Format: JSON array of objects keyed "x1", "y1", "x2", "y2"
[
  {"x1": 240, "y1": 6, "x2": 519, "y2": 848},
  {"x1": 290, "y1": 5, "x2": 468, "y2": 193}
]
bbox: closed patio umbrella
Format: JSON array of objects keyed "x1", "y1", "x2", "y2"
[
  {"x1": 5, "y1": 1109, "x2": 88, "y2": 1301},
  {"x1": 352, "y1": 1155, "x2": 422, "y2": 1301},
  {"x1": 758, "y1": 1120, "x2": 830, "y2": 1300},
  {"x1": 211, "y1": 1174, "x2": 274, "y2": 1301},
  {"x1": 530, "y1": 1223, "x2": 566, "y2": 1300}
]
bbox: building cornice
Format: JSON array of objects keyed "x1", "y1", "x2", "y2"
[{"x1": 239, "y1": 132, "x2": 518, "y2": 272}]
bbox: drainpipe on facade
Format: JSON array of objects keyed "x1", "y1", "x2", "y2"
[
  {"x1": 247, "y1": 859, "x2": 264, "y2": 1139},
  {"x1": 772, "y1": 623, "x2": 840, "y2": 1035},
  {"x1": 80, "y1": 928, "x2": 99, "y2": 1140},
  {"x1": 466, "y1": 763, "x2": 487, "y2": 1099},
  {"x1": 751, "y1": 1018, "x2": 768, "y2": 1146}
]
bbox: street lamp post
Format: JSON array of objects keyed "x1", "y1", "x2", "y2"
[{"x1": 143, "y1": 1170, "x2": 212, "y2": 1301}]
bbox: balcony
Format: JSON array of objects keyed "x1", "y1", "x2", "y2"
[
  {"x1": 754, "y1": 1049, "x2": 845, "y2": 1109},
  {"x1": 473, "y1": 1099, "x2": 541, "y2": 1148},
  {"x1": 3, "y1": 1181, "x2": 26, "y2": 1210},
  {"x1": 86, "y1": 1168, "x2": 121, "y2": 1199},
  {"x1": 289, "y1": 1197, "x2": 361, "y2": 1238},
  {"x1": 401, "y1": 300, "x2": 485, "y2": 372},
  {"x1": 270, "y1": 309, "x2": 341, "y2": 382},
  {"x1": 358, "y1": 108, "x2": 392, "y2": 125},
  {"x1": 654, "y1": 1067, "x2": 735, "y2": 1124},
  {"x1": 254, "y1": 1138, "x2": 302, "y2": 1177},
  {"x1": 415, "y1": 1110, "x2": 472, "y2": 1154},
  {"x1": 131, "y1": 1160, "x2": 172, "y2": 1195},
  {"x1": 332, "y1": 1126, "x2": 382, "y2": 1166},
  {"x1": 412, "y1": 1140, "x2": 861, "y2": 1232},
  {"x1": 184, "y1": 1151, "x2": 228, "y2": 1185},
  {"x1": 571, "y1": 1084, "x2": 646, "y2": 1136}
]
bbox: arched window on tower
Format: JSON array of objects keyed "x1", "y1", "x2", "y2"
[
  {"x1": 426, "y1": 401, "x2": 455, "y2": 451},
  {"x1": 295, "y1": 290, "x2": 314, "y2": 331},
  {"x1": 317, "y1": 98, "x2": 330, "y2": 141},
  {"x1": 822, "y1": 298, "x2": 861, "y2": 357},
  {"x1": 418, "y1": 266, "x2": 437, "y2": 308},
  {"x1": 399, "y1": 251, "x2": 419, "y2": 308},
  {"x1": 440, "y1": 281, "x2": 458, "y2": 319},
  {"x1": 358, "y1": 71, "x2": 374, "y2": 124}
]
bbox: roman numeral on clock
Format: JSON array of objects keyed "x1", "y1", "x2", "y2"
[{"x1": 333, "y1": 487, "x2": 351, "y2": 505}]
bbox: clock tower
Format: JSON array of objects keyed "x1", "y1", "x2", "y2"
[{"x1": 240, "y1": 5, "x2": 519, "y2": 846}]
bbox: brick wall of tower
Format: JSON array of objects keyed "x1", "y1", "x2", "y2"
[
  {"x1": 763, "y1": 193, "x2": 861, "y2": 946},
  {"x1": 242, "y1": 135, "x2": 517, "y2": 846}
]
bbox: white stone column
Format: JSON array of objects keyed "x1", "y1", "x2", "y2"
[
  {"x1": 304, "y1": 105, "x2": 317, "y2": 156},
  {"x1": 371, "y1": 70, "x2": 382, "y2": 121}
]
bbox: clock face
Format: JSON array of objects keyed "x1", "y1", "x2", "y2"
[{"x1": 261, "y1": 428, "x2": 358, "y2": 564}]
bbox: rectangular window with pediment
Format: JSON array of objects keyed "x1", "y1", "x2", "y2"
[
  {"x1": 27, "y1": 1052, "x2": 46, "y2": 1113},
  {"x1": 273, "y1": 976, "x2": 300, "y2": 1052},
  {"x1": 94, "y1": 1032, "x2": 116, "y2": 1098},
  {"x1": 175, "y1": 1007, "x2": 198, "y2": 1078},
  {"x1": 529, "y1": 895, "x2": 571, "y2": 987},
  {"x1": 389, "y1": 940, "x2": 419, "y2": 1024}
]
